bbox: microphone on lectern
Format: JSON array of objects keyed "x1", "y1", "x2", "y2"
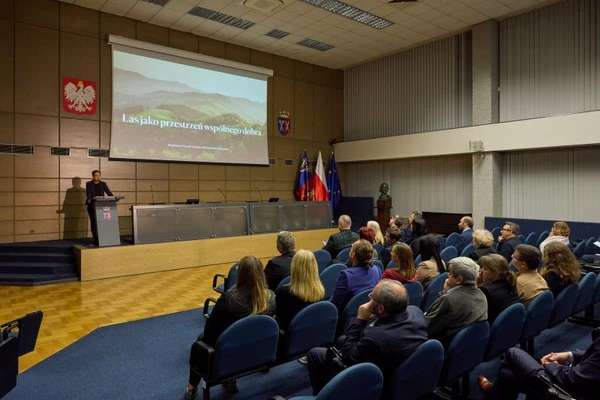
[
  {"x1": 150, "y1": 185, "x2": 155, "y2": 204},
  {"x1": 254, "y1": 187, "x2": 264, "y2": 202},
  {"x1": 218, "y1": 188, "x2": 227, "y2": 202}
]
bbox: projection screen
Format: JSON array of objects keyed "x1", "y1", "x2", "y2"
[{"x1": 108, "y1": 36, "x2": 271, "y2": 165}]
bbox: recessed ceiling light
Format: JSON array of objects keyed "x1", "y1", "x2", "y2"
[
  {"x1": 265, "y1": 29, "x2": 291, "y2": 39},
  {"x1": 299, "y1": 0, "x2": 393, "y2": 30},
  {"x1": 188, "y1": 7, "x2": 255, "y2": 30},
  {"x1": 142, "y1": 0, "x2": 170, "y2": 6},
  {"x1": 297, "y1": 38, "x2": 334, "y2": 51}
]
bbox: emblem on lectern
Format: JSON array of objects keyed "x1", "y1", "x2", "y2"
[{"x1": 103, "y1": 206, "x2": 112, "y2": 221}]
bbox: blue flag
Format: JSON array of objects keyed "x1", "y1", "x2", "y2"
[
  {"x1": 294, "y1": 150, "x2": 312, "y2": 201},
  {"x1": 327, "y1": 152, "x2": 341, "y2": 210}
]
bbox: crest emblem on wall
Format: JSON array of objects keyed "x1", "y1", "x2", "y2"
[
  {"x1": 63, "y1": 77, "x2": 97, "y2": 115},
  {"x1": 277, "y1": 111, "x2": 291, "y2": 136}
]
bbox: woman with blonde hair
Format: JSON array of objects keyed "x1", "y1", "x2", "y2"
[
  {"x1": 276, "y1": 250, "x2": 325, "y2": 330},
  {"x1": 468, "y1": 229, "x2": 497, "y2": 262},
  {"x1": 382, "y1": 242, "x2": 418, "y2": 283},
  {"x1": 541, "y1": 242, "x2": 580, "y2": 297},
  {"x1": 186, "y1": 255, "x2": 275, "y2": 398},
  {"x1": 539, "y1": 221, "x2": 571, "y2": 253},
  {"x1": 478, "y1": 254, "x2": 519, "y2": 324},
  {"x1": 367, "y1": 220, "x2": 385, "y2": 246}
]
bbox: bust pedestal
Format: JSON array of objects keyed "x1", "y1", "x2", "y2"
[{"x1": 377, "y1": 199, "x2": 391, "y2": 231}]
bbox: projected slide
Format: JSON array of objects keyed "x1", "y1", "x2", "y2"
[{"x1": 110, "y1": 49, "x2": 268, "y2": 165}]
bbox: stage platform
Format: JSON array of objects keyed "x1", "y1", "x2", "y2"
[{"x1": 74, "y1": 228, "x2": 337, "y2": 281}]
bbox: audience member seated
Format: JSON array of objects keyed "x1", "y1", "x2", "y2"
[
  {"x1": 409, "y1": 215, "x2": 427, "y2": 257},
  {"x1": 512, "y1": 244, "x2": 549, "y2": 308},
  {"x1": 478, "y1": 337, "x2": 600, "y2": 400},
  {"x1": 307, "y1": 279, "x2": 428, "y2": 395},
  {"x1": 496, "y1": 221, "x2": 523, "y2": 262},
  {"x1": 330, "y1": 240, "x2": 382, "y2": 312},
  {"x1": 388, "y1": 214, "x2": 405, "y2": 230},
  {"x1": 367, "y1": 220, "x2": 385, "y2": 246},
  {"x1": 540, "y1": 242, "x2": 580, "y2": 298},
  {"x1": 322, "y1": 215, "x2": 359, "y2": 258},
  {"x1": 264, "y1": 231, "x2": 296, "y2": 291},
  {"x1": 539, "y1": 221, "x2": 571, "y2": 253},
  {"x1": 400, "y1": 211, "x2": 421, "y2": 244},
  {"x1": 275, "y1": 250, "x2": 325, "y2": 331},
  {"x1": 186, "y1": 256, "x2": 276, "y2": 399},
  {"x1": 425, "y1": 257, "x2": 487, "y2": 348},
  {"x1": 381, "y1": 226, "x2": 402, "y2": 268},
  {"x1": 468, "y1": 229, "x2": 497, "y2": 263},
  {"x1": 477, "y1": 254, "x2": 519, "y2": 325},
  {"x1": 344, "y1": 227, "x2": 379, "y2": 266},
  {"x1": 454, "y1": 216, "x2": 474, "y2": 254},
  {"x1": 416, "y1": 235, "x2": 446, "y2": 289},
  {"x1": 381, "y1": 243, "x2": 418, "y2": 284}
]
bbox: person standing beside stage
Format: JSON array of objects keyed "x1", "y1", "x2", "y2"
[{"x1": 85, "y1": 170, "x2": 113, "y2": 245}]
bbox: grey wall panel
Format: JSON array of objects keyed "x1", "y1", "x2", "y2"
[
  {"x1": 500, "y1": 0, "x2": 600, "y2": 122},
  {"x1": 502, "y1": 146, "x2": 600, "y2": 222},
  {"x1": 344, "y1": 34, "x2": 472, "y2": 141},
  {"x1": 345, "y1": 155, "x2": 472, "y2": 217}
]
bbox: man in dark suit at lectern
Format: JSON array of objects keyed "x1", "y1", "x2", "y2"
[{"x1": 86, "y1": 170, "x2": 113, "y2": 245}]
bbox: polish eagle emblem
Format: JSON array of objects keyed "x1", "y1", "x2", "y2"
[{"x1": 62, "y1": 77, "x2": 97, "y2": 115}]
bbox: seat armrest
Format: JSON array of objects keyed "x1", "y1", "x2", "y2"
[
  {"x1": 267, "y1": 396, "x2": 287, "y2": 400},
  {"x1": 203, "y1": 298, "x2": 218, "y2": 320},
  {"x1": 212, "y1": 274, "x2": 227, "y2": 293},
  {"x1": 190, "y1": 340, "x2": 215, "y2": 378}
]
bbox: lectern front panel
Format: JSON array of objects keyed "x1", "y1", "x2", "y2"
[
  {"x1": 249, "y1": 204, "x2": 279, "y2": 234},
  {"x1": 213, "y1": 206, "x2": 248, "y2": 237},
  {"x1": 306, "y1": 202, "x2": 332, "y2": 229},
  {"x1": 280, "y1": 203, "x2": 305, "y2": 231},
  {"x1": 135, "y1": 208, "x2": 177, "y2": 244},
  {"x1": 177, "y1": 207, "x2": 213, "y2": 240}
]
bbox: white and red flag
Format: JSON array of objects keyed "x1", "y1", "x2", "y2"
[{"x1": 311, "y1": 151, "x2": 329, "y2": 201}]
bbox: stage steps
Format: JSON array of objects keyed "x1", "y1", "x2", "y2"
[{"x1": 0, "y1": 242, "x2": 79, "y2": 286}]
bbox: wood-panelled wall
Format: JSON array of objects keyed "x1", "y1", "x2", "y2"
[{"x1": 0, "y1": 0, "x2": 344, "y2": 244}]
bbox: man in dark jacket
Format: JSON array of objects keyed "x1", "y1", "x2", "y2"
[
  {"x1": 307, "y1": 279, "x2": 428, "y2": 395},
  {"x1": 496, "y1": 221, "x2": 523, "y2": 262},
  {"x1": 381, "y1": 226, "x2": 402, "y2": 268},
  {"x1": 263, "y1": 231, "x2": 296, "y2": 291},
  {"x1": 322, "y1": 215, "x2": 359, "y2": 258},
  {"x1": 478, "y1": 337, "x2": 600, "y2": 400}
]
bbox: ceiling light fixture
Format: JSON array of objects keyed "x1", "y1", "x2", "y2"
[
  {"x1": 188, "y1": 7, "x2": 255, "y2": 30},
  {"x1": 299, "y1": 0, "x2": 393, "y2": 30}
]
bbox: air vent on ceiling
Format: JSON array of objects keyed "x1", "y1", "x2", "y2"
[
  {"x1": 0, "y1": 144, "x2": 34, "y2": 154},
  {"x1": 188, "y1": 7, "x2": 255, "y2": 30},
  {"x1": 51, "y1": 147, "x2": 70, "y2": 156},
  {"x1": 269, "y1": 158, "x2": 277, "y2": 165},
  {"x1": 88, "y1": 149, "x2": 110, "y2": 158},
  {"x1": 265, "y1": 29, "x2": 290, "y2": 39},
  {"x1": 142, "y1": 0, "x2": 170, "y2": 6},
  {"x1": 241, "y1": 0, "x2": 285, "y2": 13},
  {"x1": 300, "y1": 0, "x2": 393, "y2": 30},
  {"x1": 297, "y1": 38, "x2": 334, "y2": 51},
  {"x1": 283, "y1": 159, "x2": 294, "y2": 166}
]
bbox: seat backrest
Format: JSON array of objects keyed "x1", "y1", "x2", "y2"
[
  {"x1": 491, "y1": 227, "x2": 501, "y2": 242},
  {"x1": 413, "y1": 254, "x2": 422, "y2": 267},
  {"x1": 440, "y1": 247, "x2": 458, "y2": 265},
  {"x1": 572, "y1": 273, "x2": 596, "y2": 314},
  {"x1": 316, "y1": 362, "x2": 384, "y2": 400},
  {"x1": 459, "y1": 244, "x2": 474, "y2": 257},
  {"x1": 594, "y1": 274, "x2": 600, "y2": 304},
  {"x1": 373, "y1": 243, "x2": 384, "y2": 258},
  {"x1": 276, "y1": 276, "x2": 292, "y2": 292},
  {"x1": 584, "y1": 237, "x2": 598, "y2": 255},
  {"x1": 225, "y1": 262, "x2": 239, "y2": 291},
  {"x1": 573, "y1": 241, "x2": 586, "y2": 259},
  {"x1": 372, "y1": 260, "x2": 385, "y2": 274},
  {"x1": 404, "y1": 281, "x2": 423, "y2": 307},
  {"x1": 387, "y1": 339, "x2": 444, "y2": 400},
  {"x1": 420, "y1": 272, "x2": 448, "y2": 312},
  {"x1": 444, "y1": 232, "x2": 460, "y2": 248},
  {"x1": 339, "y1": 289, "x2": 372, "y2": 334},
  {"x1": 525, "y1": 232, "x2": 538, "y2": 246},
  {"x1": 484, "y1": 303, "x2": 526, "y2": 361},
  {"x1": 518, "y1": 234, "x2": 526, "y2": 243},
  {"x1": 336, "y1": 247, "x2": 351, "y2": 263},
  {"x1": 0, "y1": 336, "x2": 18, "y2": 399},
  {"x1": 211, "y1": 315, "x2": 279, "y2": 382},
  {"x1": 536, "y1": 231, "x2": 549, "y2": 247},
  {"x1": 313, "y1": 250, "x2": 332, "y2": 274},
  {"x1": 548, "y1": 283, "x2": 579, "y2": 328},
  {"x1": 320, "y1": 263, "x2": 346, "y2": 300},
  {"x1": 436, "y1": 235, "x2": 445, "y2": 250},
  {"x1": 438, "y1": 321, "x2": 490, "y2": 385},
  {"x1": 1, "y1": 310, "x2": 43, "y2": 357},
  {"x1": 519, "y1": 290, "x2": 554, "y2": 343},
  {"x1": 509, "y1": 261, "x2": 518, "y2": 273},
  {"x1": 280, "y1": 302, "x2": 338, "y2": 360}
]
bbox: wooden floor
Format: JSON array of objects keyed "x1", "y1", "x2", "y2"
[{"x1": 0, "y1": 261, "x2": 246, "y2": 373}]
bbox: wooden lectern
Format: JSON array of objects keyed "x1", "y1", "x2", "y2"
[
  {"x1": 92, "y1": 196, "x2": 123, "y2": 247},
  {"x1": 377, "y1": 199, "x2": 392, "y2": 231}
]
